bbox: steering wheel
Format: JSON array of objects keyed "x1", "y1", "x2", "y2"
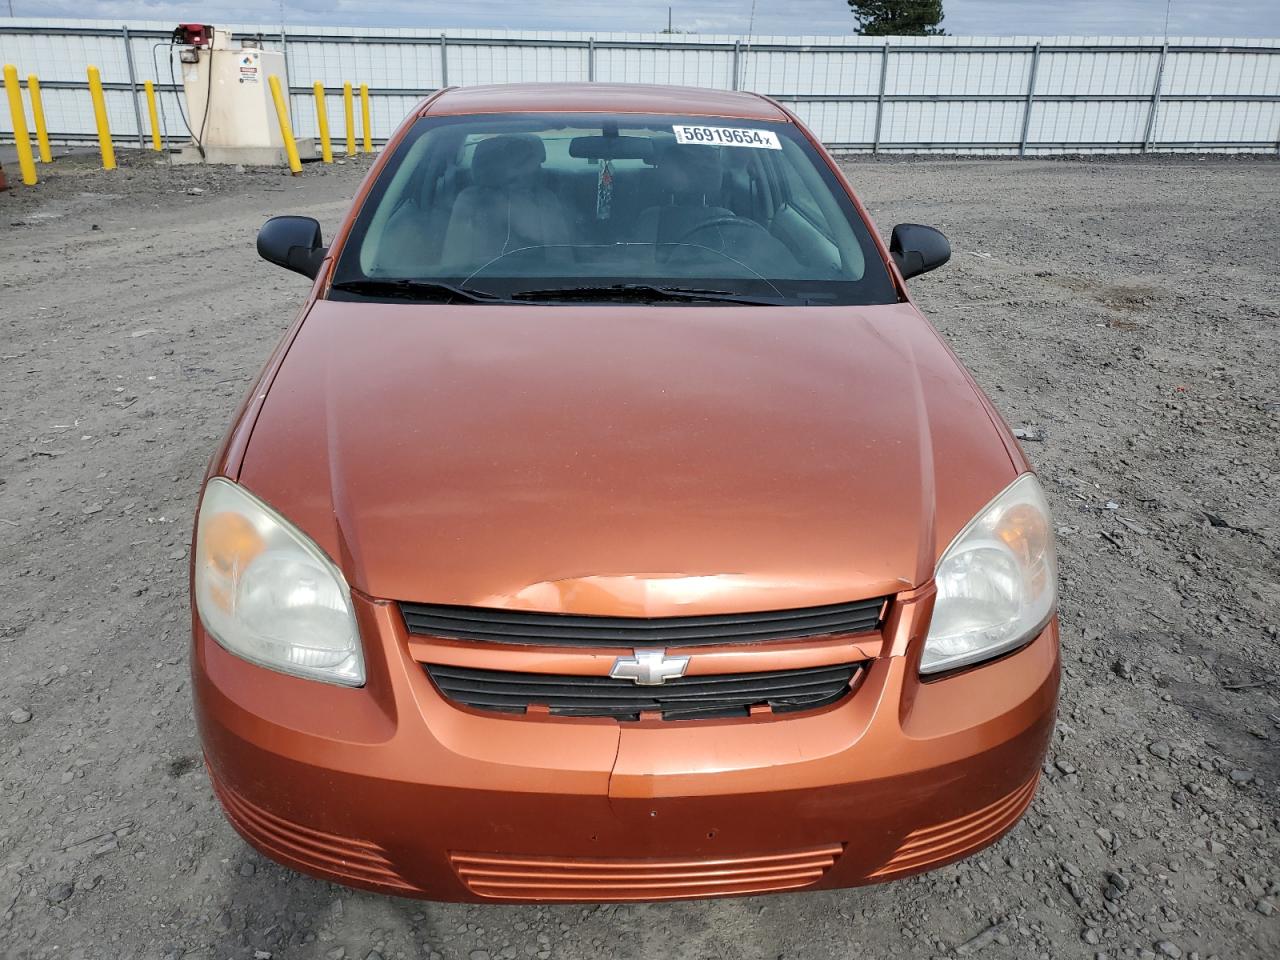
[{"x1": 676, "y1": 215, "x2": 774, "y2": 249}]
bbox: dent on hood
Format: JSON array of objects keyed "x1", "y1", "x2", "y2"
[{"x1": 467, "y1": 572, "x2": 915, "y2": 617}]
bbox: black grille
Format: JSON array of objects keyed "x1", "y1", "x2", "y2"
[
  {"x1": 425, "y1": 662, "x2": 861, "y2": 721},
  {"x1": 400, "y1": 598, "x2": 886, "y2": 648}
]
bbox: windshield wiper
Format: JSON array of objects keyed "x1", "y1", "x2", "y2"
[
  {"x1": 509, "y1": 283, "x2": 790, "y2": 306},
  {"x1": 330, "y1": 278, "x2": 507, "y2": 304}
]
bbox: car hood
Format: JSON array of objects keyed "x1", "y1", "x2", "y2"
[{"x1": 236, "y1": 300, "x2": 1018, "y2": 616}]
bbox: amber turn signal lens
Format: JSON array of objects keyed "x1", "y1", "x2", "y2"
[
  {"x1": 995, "y1": 502, "x2": 1051, "y2": 592},
  {"x1": 198, "y1": 510, "x2": 265, "y2": 613}
]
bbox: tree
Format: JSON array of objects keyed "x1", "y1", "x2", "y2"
[{"x1": 848, "y1": 0, "x2": 946, "y2": 36}]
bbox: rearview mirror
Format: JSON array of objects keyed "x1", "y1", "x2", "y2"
[
  {"x1": 568, "y1": 135, "x2": 656, "y2": 162},
  {"x1": 890, "y1": 224, "x2": 951, "y2": 280},
  {"x1": 257, "y1": 216, "x2": 326, "y2": 279}
]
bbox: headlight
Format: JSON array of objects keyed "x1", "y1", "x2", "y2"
[
  {"x1": 920, "y1": 473, "x2": 1056, "y2": 676},
  {"x1": 194, "y1": 478, "x2": 364, "y2": 686}
]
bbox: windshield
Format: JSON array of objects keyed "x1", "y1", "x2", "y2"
[{"x1": 330, "y1": 112, "x2": 897, "y2": 306}]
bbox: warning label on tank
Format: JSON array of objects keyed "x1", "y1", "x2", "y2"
[{"x1": 239, "y1": 54, "x2": 260, "y2": 84}]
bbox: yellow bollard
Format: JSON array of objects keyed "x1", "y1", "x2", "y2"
[
  {"x1": 143, "y1": 80, "x2": 162, "y2": 151},
  {"x1": 360, "y1": 83, "x2": 372, "y2": 154},
  {"x1": 268, "y1": 75, "x2": 302, "y2": 175},
  {"x1": 2, "y1": 64, "x2": 37, "y2": 185},
  {"x1": 313, "y1": 81, "x2": 332, "y2": 163},
  {"x1": 86, "y1": 65, "x2": 116, "y2": 171},
  {"x1": 27, "y1": 74, "x2": 53, "y2": 163},
  {"x1": 343, "y1": 81, "x2": 356, "y2": 156}
]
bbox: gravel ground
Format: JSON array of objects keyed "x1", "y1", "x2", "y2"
[{"x1": 1, "y1": 149, "x2": 1277, "y2": 960}]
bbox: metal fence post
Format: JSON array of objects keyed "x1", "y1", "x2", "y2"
[
  {"x1": 587, "y1": 38, "x2": 595, "y2": 82},
  {"x1": 281, "y1": 24, "x2": 294, "y2": 126},
  {"x1": 440, "y1": 35, "x2": 449, "y2": 87},
  {"x1": 1142, "y1": 42, "x2": 1168, "y2": 153},
  {"x1": 732, "y1": 40, "x2": 741, "y2": 91},
  {"x1": 121, "y1": 26, "x2": 147, "y2": 149},
  {"x1": 872, "y1": 42, "x2": 890, "y2": 154},
  {"x1": 1018, "y1": 42, "x2": 1041, "y2": 157}
]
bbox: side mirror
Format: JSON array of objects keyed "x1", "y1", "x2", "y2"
[
  {"x1": 890, "y1": 224, "x2": 951, "y2": 280},
  {"x1": 257, "y1": 216, "x2": 326, "y2": 279}
]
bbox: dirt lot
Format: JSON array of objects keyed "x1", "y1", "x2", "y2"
[{"x1": 1, "y1": 150, "x2": 1277, "y2": 960}]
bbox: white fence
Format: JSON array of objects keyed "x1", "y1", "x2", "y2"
[{"x1": 2, "y1": 18, "x2": 1279, "y2": 155}]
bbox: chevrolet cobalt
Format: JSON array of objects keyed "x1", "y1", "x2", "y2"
[{"x1": 191, "y1": 83, "x2": 1058, "y2": 902}]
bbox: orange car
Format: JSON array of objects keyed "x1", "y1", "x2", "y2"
[{"x1": 190, "y1": 83, "x2": 1058, "y2": 903}]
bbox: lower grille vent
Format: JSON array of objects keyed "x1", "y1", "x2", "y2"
[
  {"x1": 870, "y1": 774, "x2": 1040, "y2": 880},
  {"x1": 451, "y1": 844, "x2": 844, "y2": 901},
  {"x1": 426, "y1": 662, "x2": 860, "y2": 721},
  {"x1": 209, "y1": 767, "x2": 415, "y2": 894}
]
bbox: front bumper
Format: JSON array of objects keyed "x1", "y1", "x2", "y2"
[{"x1": 192, "y1": 590, "x2": 1059, "y2": 903}]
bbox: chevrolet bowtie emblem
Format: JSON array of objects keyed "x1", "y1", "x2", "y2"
[{"x1": 609, "y1": 648, "x2": 690, "y2": 686}]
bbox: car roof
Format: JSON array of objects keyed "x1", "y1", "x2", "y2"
[{"x1": 421, "y1": 83, "x2": 791, "y2": 122}]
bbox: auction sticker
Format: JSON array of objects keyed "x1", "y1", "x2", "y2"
[{"x1": 673, "y1": 125, "x2": 782, "y2": 149}]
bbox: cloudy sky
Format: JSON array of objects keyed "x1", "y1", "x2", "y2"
[{"x1": 5, "y1": 0, "x2": 1280, "y2": 37}]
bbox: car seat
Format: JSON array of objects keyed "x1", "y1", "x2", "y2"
[
  {"x1": 441, "y1": 134, "x2": 570, "y2": 274},
  {"x1": 632, "y1": 143, "x2": 736, "y2": 247}
]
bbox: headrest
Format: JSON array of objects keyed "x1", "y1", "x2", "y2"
[
  {"x1": 655, "y1": 143, "x2": 723, "y2": 200},
  {"x1": 472, "y1": 134, "x2": 546, "y2": 188}
]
